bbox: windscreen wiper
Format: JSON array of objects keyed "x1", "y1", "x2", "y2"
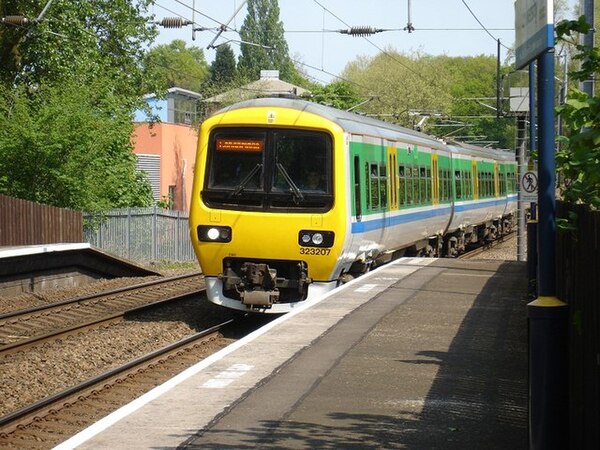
[
  {"x1": 230, "y1": 163, "x2": 263, "y2": 197},
  {"x1": 276, "y1": 163, "x2": 304, "y2": 203}
]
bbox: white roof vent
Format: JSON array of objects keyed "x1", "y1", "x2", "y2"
[{"x1": 260, "y1": 70, "x2": 280, "y2": 80}]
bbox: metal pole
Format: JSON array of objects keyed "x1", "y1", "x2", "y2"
[
  {"x1": 581, "y1": 0, "x2": 595, "y2": 96},
  {"x1": 529, "y1": 63, "x2": 537, "y2": 221},
  {"x1": 527, "y1": 49, "x2": 568, "y2": 450},
  {"x1": 496, "y1": 39, "x2": 501, "y2": 119},
  {"x1": 527, "y1": 62, "x2": 538, "y2": 294},
  {"x1": 516, "y1": 115, "x2": 526, "y2": 262},
  {"x1": 537, "y1": 52, "x2": 556, "y2": 296}
]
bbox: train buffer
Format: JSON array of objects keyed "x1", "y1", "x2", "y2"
[{"x1": 58, "y1": 257, "x2": 528, "y2": 449}]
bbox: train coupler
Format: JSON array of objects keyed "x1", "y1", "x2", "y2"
[{"x1": 219, "y1": 260, "x2": 311, "y2": 306}]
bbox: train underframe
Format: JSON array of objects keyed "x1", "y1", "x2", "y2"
[
  {"x1": 213, "y1": 213, "x2": 515, "y2": 311},
  {"x1": 348, "y1": 212, "x2": 516, "y2": 277}
]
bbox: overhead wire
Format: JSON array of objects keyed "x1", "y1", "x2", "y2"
[
  {"x1": 310, "y1": 0, "x2": 438, "y2": 88},
  {"x1": 461, "y1": 0, "x2": 512, "y2": 51},
  {"x1": 147, "y1": 1, "x2": 507, "y2": 129}
]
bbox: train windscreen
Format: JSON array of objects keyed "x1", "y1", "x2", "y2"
[{"x1": 203, "y1": 128, "x2": 333, "y2": 211}]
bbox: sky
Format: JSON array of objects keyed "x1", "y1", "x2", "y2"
[{"x1": 150, "y1": 0, "x2": 579, "y2": 84}]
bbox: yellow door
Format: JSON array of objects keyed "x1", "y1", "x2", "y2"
[
  {"x1": 472, "y1": 160, "x2": 479, "y2": 200},
  {"x1": 388, "y1": 147, "x2": 398, "y2": 210},
  {"x1": 432, "y1": 155, "x2": 439, "y2": 205}
]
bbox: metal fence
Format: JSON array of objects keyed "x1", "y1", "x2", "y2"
[
  {"x1": 84, "y1": 207, "x2": 196, "y2": 261},
  {"x1": 556, "y1": 201, "x2": 600, "y2": 450},
  {"x1": 0, "y1": 195, "x2": 83, "y2": 245}
]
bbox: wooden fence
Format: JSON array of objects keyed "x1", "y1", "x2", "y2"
[
  {"x1": 556, "y1": 201, "x2": 600, "y2": 449},
  {"x1": 0, "y1": 195, "x2": 83, "y2": 245}
]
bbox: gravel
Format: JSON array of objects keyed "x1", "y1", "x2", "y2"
[{"x1": 0, "y1": 236, "x2": 523, "y2": 417}]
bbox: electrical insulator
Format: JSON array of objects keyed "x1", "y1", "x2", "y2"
[
  {"x1": 1, "y1": 15, "x2": 29, "y2": 26},
  {"x1": 159, "y1": 17, "x2": 192, "y2": 28},
  {"x1": 340, "y1": 26, "x2": 384, "y2": 37}
]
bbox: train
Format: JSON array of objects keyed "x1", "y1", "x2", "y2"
[{"x1": 189, "y1": 97, "x2": 518, "y2": 313}]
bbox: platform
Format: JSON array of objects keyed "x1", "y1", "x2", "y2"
[
  {"x1": 55, "y1": 257, "x2": 528, "y2": 449},
  {"x1": 0, "y1": 243, "x2": 159, "y2": 296}
]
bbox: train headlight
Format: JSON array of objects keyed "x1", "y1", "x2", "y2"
[
  {"x1": 298, "y1": 230, "x2": 334, "y2": 248},
  {"x1": 197, "y1": 225, "x2": 232, "y2": 243}
]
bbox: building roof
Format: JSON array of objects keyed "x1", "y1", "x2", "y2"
[{"x1": 203, "y1": 70, "x2": 310, "y2": 103}]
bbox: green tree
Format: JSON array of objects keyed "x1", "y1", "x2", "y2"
[
  {"x1": 0, "y1": 80, "x2": 153, "y2": 211},
  {"x1": 431, "y1": 55, "x2": 515, "y2": 148},
  {"x1": 237, "y1": 0, "x2": 297, "y2": 82},
  {"x1": 209, "y1": 44, "x2": 238, "y2": 86},
  {"x1": 342, "y1": 50, "x2": 453, "y2": 128},
  {"x1": 341, "y1": 51, "x2": 515, "y2": 147},
  {"x1": 143, "y1": 40, "x2": 209, "y2": 93},
  {"x1": 310, "y1": 81, "x2": 364, "y2": 111},
  {"x1": 555, "y1": 16, "x2": 600, "y2": 209},
  {"x1": 0, "y1": 0, "x2": 158, "y2": 211},
  {"x1": 0, "y1": 0, "x2": 158, "y2": 100}
]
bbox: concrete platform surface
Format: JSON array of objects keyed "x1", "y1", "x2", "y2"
[{"x1": 57, "y1": 257, "x2": 528, "y2": 450}]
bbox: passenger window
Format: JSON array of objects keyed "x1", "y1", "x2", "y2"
[
  {"x1": 370, "y1": 163, "x2": 380, "y2": 209},
  {"x1": 379, "y1": 163, "x2": 387, "y2": 208},
  {"x1": 399, "y1": 165, "x2": 406, "y2": 206}
]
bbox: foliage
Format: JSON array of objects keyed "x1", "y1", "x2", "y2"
[
  {"x1": 0, "y1": 0, "x2": 158, "y2": 211},
  {"x1": 341, "y1": 50, "x2": 453, "y2": 128},
  {"x1": 0, "y1": 81, "x2": 154, "y2": 211},
  {"x1": 0, "y1": 0, "x2": 159, "y2": 98},
  {"x1": 237, "y1": 0, "x2": 298, "y2": 82},
  {"x1": 555, "y1": 16, "x2": 600, "y2": 209},
  {"x1": 310, "y1": 81, "x2": 365, "y2": 111},
  {"x1": 143, "y1": 40, "x2": 209, "y2": 93},
  {"x1": 341, "y1": 51, "x2": 515, "y2": 147},
  {"x1": 209, "y1": 44, "x2": 238, "y2": 87}
]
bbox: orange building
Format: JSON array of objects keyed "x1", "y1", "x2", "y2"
[{"x1": 132, "y1": 88, "x2": 201, "y2": 212}]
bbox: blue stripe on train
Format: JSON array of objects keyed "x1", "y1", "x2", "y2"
[{"x1": 351, "y1": 197, "x2": 514, "y2": 234}]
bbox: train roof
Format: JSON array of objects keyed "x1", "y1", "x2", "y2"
[
  {"x1": 447, "y1": 140, "x2": 516, "y2": 162},
  {"x1": 214, "y1": 97, "x2": 446, "y2": 149},
  {"x1": 213, "y1": 97, "x2": 515, "y2": 161}
]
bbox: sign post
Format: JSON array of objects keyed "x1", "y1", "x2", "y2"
[{"x1": 515, "y1": 1, "x2": 568, "y2": 449}]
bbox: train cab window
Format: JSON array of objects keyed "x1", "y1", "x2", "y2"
[
  {"x1": 207, "y1": 131, "x2": 265, "y2": 190},
  {"x1": 272, "y1": 132, "x2": 330, "y2": 194},
  {"x1": 203, "y1": 128, "x2": 332, "y2": 212}
]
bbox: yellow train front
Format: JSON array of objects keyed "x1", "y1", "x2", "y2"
[{"x1": 189, "y1": 98, "x2": 349, "y2": 313}]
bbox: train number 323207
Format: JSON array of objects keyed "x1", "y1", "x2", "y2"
[{"x1": 299, "y1": 247, "x2": 331, "y2": 256}]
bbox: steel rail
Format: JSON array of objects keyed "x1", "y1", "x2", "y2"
[
  {"x1": 0, "y1": 272, "x2": 201, "y2": 321},
  {"x1": 0, "y1": 318, "x2": 235, "y2": 432},
  {"x1": 0, "y1": 287, "x2": 204, "y2": 356}
]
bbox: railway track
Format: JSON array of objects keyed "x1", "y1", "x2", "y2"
[
  {"x1": 0, "y1": 271, "x2": 272, "y2": 449},
  {"x1": 0, "y1": 318, "x2": 239, "y2": 448},
  {"x1": 0, "y1": 272, "x2": 204, "y2": 351},
  {"x1": 458, "y1": 231, "x2": 517, "y2": 259}
]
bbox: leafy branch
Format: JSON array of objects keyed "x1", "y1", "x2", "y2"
[{"x1": 555, "y1": 16, "x2": 600, "y2": 211}]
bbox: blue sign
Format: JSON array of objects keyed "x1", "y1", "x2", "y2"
[{"x1": 515, "y1": 0, "x2": 554, "y2": 69}]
